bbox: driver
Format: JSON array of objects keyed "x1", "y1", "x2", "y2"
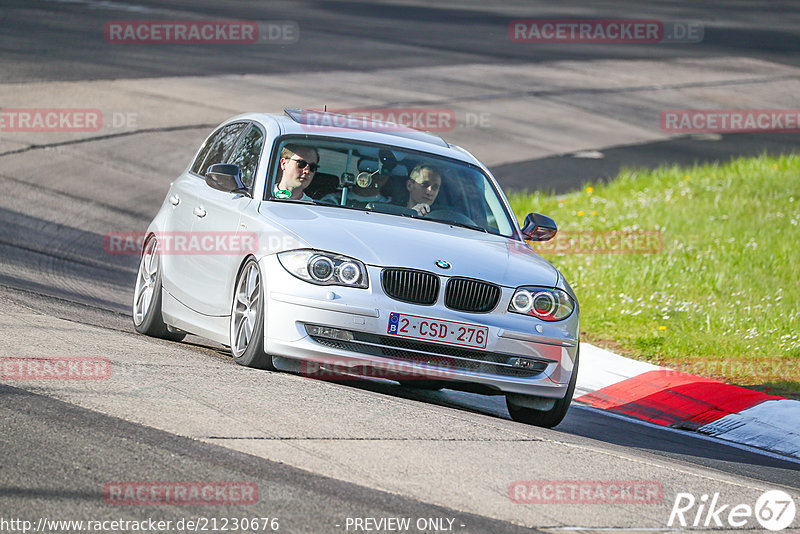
[
  {"x1": 274, "y1": 144, "x2": 319, "y2": 201},
  {"x1": 406, "y1": 164, "x2": 442, "y2": 216}
]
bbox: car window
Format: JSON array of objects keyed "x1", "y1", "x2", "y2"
[
  {"x1": 228, "y1": 125, "x2": 265, "y2": 189},
  {"x1": 269, "y1": 137, "x2": 517, "y2": 237},
  {"x1": 190, "y1": 128, "x2": 222, "y2": 174},
  {"x1": 191, "y1": 122, "x2": 247, "y2": 176}
]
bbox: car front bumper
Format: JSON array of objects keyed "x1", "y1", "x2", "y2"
[{"x1": 261, "y1": 255, "x2": 579, "y2": 399}]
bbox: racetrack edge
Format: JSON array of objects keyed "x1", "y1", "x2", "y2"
[{"x1": 575, "y1": 342, "x2": 800, "y2": 460}]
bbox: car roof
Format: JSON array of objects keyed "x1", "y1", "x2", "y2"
[{"x1": 228, "y1": 110, "x2": 481, "y2": 166}]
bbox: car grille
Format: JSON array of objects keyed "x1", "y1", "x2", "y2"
[
  {"x1": 309, "y1": 331, "x2": 551, "y2": 378},
  {"x1": 445, "y1": 278, "x2": 501, "y2": 313},
  {"x1": 381, "y1": 269, "x2": 501, "y2": 313},
  {"x1": 381, "y1": 268, "x2": 439, "y2": 305}
]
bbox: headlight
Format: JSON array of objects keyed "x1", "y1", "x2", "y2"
[
  {"x1": 508, "y1": 286, "x2": 575, "y2": 321},
  {"x1": 277, "y1": 249, "x2": 369, "y2": 288},
  {"x1": 309, "y1": 255, "x2": 334, "y2": 282}
]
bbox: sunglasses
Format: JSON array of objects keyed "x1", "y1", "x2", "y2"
[{"x1": 289, "y1": 158, "x2": 319, "y2": 172}]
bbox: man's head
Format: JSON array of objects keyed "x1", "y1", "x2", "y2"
[
  {"x1": 407, "y1": 164, "x2": 442, "y2": 207},
  {"x1": 278, "y1": 144, "x2": 319, "y2": 198}
]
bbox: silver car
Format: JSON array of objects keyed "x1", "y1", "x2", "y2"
[{"x1": 132, "y1": 109, "x2": 580, "y2": 427}]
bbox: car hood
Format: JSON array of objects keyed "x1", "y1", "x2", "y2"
[{"x1": 261, "y1": 203, "x2": 559, "y2": 287}]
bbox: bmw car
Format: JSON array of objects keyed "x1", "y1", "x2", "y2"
[{"x1": 132, "y1": 109, "x2": 580, "y2": 427}]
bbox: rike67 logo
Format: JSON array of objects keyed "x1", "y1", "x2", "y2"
[{"x1": 668, "y1": 490, "x2": 796, "y2": 531}]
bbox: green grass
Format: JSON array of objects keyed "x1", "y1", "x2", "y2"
[{"x1": 508, "y1": 154, "x2": 800, "y2": 397}]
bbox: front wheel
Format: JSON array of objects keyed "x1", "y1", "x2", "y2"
[
  {"x1": 132, "y1": 235, "x2": 185, "y2": 341},
  {"x1": 230, "y1": 258, "x2": 275, "y2": 370},
  {"x1": 506, "y1": 348, "x2": 579, "y2": 428}
]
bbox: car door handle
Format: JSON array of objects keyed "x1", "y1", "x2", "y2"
[
  {"x1": 193, "y1": 206, "x2": 207, "y2": 218},
  {"x1": 169, "y1": 194, "x2": 180, "y2": 206}
]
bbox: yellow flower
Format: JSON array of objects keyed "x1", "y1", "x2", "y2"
[
  {"x1": 586, "y1": 186, "x2": 594, "y2": 194},
  {"x1": 577, "y1": 211, "x2": 585, "y2": 216},
  {"x1": 683, "y1": 175, "x2": 691, "y2": 181},
  {"x1": 773, "y1": 164, "x2": 779, "y2": 170},
  {"x1": 591, "y1": 211, "x2": 597, "y2": 216},
  {"x1": 658, "y1": 325, "x2": 667, "y2": 331}
]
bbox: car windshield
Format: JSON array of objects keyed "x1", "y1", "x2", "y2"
[{"x1": 269, "y1": 137, "x2": 517, "y2": 237}]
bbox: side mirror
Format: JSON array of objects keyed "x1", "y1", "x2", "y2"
[
  {"x1": 521, "y1": 213, "x2": 558, "y2": 241},
  {"x1": 205, "y1": 164, "x2": 250, "y2": 196}
]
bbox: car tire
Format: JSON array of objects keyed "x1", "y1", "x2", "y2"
[
  {"x1": 506, "y1": 347, "x2": 579, "y2": 428},
  {"x1": 230, "y1": 258, "x2": 275, "y2": 370},
  {"x1": 132, "y1": 235, "x2": 186, "y2": 342}
]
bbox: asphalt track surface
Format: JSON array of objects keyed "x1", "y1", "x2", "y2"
[{"x1": 1, "y1": 1, "x2": 800, "y2": 532}]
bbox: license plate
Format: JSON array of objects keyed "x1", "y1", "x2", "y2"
[{"x1": 387, "y1": 312, "x2": 489, "y2": 349}]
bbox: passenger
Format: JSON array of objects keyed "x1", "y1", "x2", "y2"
[
  {"x1": 406, "y1": 164, "x2": 442, "y2": 216},
  {"x1": 274, "y1": 144, "x2": 319, "y2": 201}
]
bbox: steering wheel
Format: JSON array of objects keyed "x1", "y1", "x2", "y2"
[{"x1": 426, "y1": 209, "x2": 478, "y2": 226}]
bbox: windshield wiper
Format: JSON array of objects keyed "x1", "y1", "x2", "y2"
[
  {"x1": 268, "y1": 197, "x2": 328, "y2": 205},
  {"x1": 424, "y1": 217, "x2": 488, "y2": 234},
  {"x1": 450, "y1": 221, "x2": 489, "y2": 233}
]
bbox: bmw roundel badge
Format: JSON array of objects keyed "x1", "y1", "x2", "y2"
[{"x1": 435, "y1": 260, "x2": 451, "y2": 269}]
